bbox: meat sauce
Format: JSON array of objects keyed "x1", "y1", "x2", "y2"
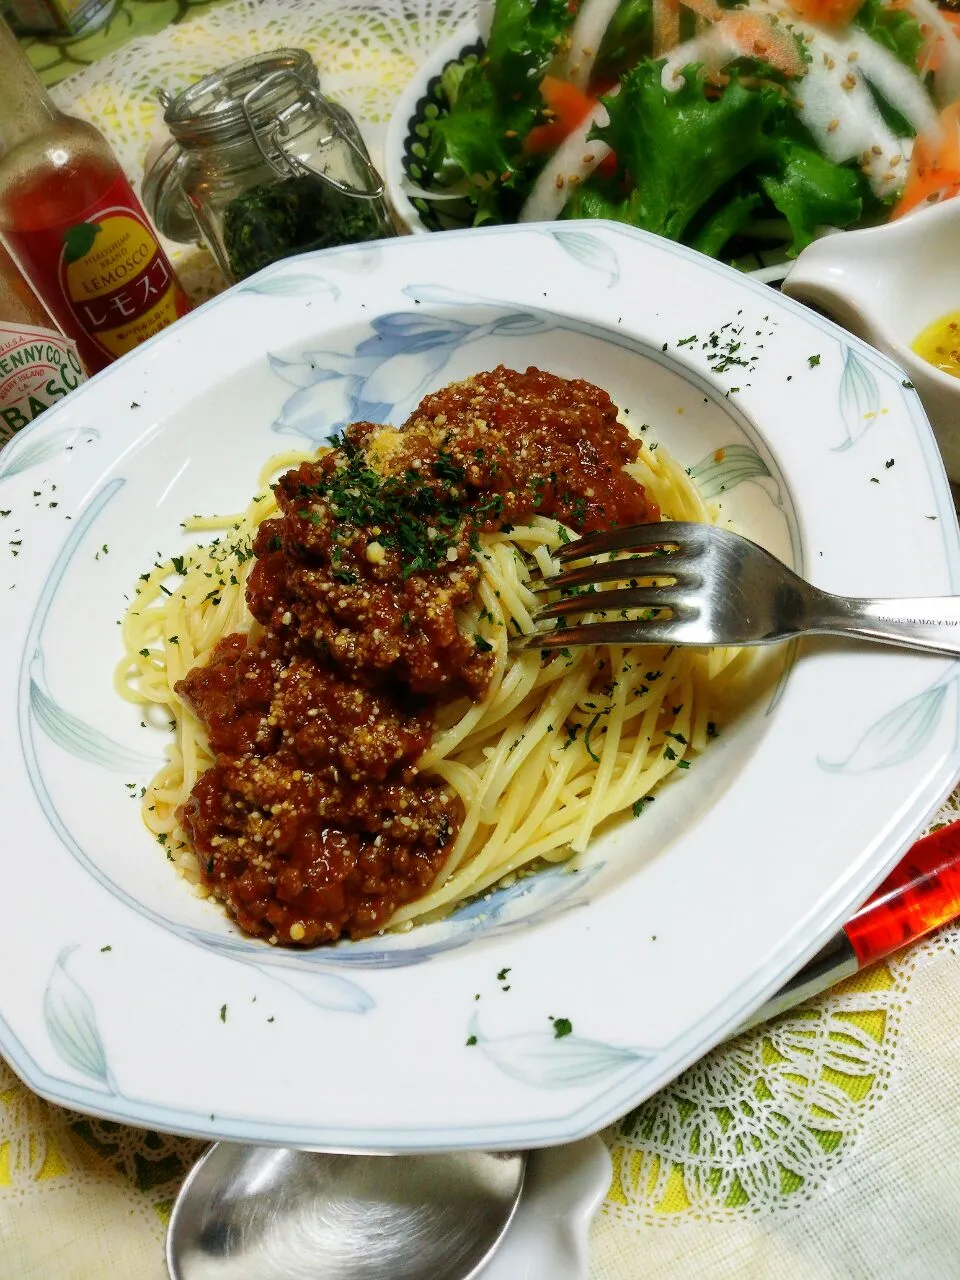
[{"x1": 176, "y1": 366, "x2": 659, "y2": 946}]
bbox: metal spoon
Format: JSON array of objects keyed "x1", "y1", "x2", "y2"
[{"x1": 166, "y1": 1144, "x2": 526, "y2": 1280}]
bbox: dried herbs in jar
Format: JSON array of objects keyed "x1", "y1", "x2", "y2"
[{"x1": 222, "y1": 175, "x2": 387, "y2": 281}]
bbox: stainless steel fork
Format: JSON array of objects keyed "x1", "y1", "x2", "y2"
[{"x1": 514, "y1": 521, "x2": 960, "y2": 656}]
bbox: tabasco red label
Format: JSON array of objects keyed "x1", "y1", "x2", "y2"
[
  {"x1": 4, "y1": 171, "x2": 190, "y2": 374},
  {"x1": 0, "y1": 320, "x2": 86, "y2": 444}
]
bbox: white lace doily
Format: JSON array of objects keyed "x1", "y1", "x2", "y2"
[{"x1": 50, "y1": 0, "x2": 479, "y2": 297}]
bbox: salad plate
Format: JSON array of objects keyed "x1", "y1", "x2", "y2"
[
  {"x1": 385, "y1": 0, "x2": 957, "y2": 264},
  {"x1": 0, "y1": 223, "x2": 958, "y2": 1149}
]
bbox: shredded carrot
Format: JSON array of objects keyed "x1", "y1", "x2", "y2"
[
  {"x1": 915, "y1": 8, "x2": 960, "y2": 77},
  {"x1": 540, "y1": 75, "x2": 597, "y2": 126},
  {"x1": 525, "y1": 120, "x2": 571, "y2": 154},
  {"x1": 892, "y1": 101, "x2": 960, "y2": 218},
  {"x1": 653, "y1": 0, "x2": 682, "y2": 55},
  {"x1": 526, "y1": 77, "x2": 596, "y2": 155},
  {"x1": 680, "y1": 0, "x2": 723, "y2": 22},
  {"x1": 786, "y1": 0, "x2": 865, "y2": 27},
  {"x1": 719, "y1": 12, "x2": 806, "y2": 77}
]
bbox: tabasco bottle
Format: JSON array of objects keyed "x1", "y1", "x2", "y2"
[
  {"x1": 0, "y1": 238, "x2": 85, "y2": 444},
  {"x1": 0, "y1": 17, "x2": 189, "y2": 374}
]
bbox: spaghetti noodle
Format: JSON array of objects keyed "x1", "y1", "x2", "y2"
[{"x1": 116, "y1": 366, "x2": 747, "y2": 946}]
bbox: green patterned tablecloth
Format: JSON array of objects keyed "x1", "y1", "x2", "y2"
[{"x1": 21, "y1": 0, "x2": 224, "y2": 85}]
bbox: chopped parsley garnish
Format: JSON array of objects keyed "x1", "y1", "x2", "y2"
[
  {"x1": 807, "y1": 354, "x2": 821, "y2": 368},
  {"x1": 550, "y1": 1017, "x2": 573, "y2": 1039},
  {"x1": 584, "y1": 707, "x2": 611, "y2": 763},
  {"x1": 466, "y1": 1034, "x2": 478, "y2": 1046},
  {"x1": 433, "y1": 451, "x2": 465, "y2": 483},
  {"x1": 297, "y1": 448, "x2": 470, "y2": 579},
  {"x1": 568, "y1": 496, "x2": 588, "y2": 527},
  {"x1": 474, "y1": 634, "x2": 494, "y2": 652},
  {"x1": 219, "y1": 1004, "x2": 227, "y2": 1022}
]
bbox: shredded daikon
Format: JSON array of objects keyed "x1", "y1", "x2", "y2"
[
  {"x1": 841, "y1": 27, "x2": 939, "y2": 137},
  {"x1": 517, "y1": 98, "x2": 614, "y2": 222},
  {"x1": 796, "y1": 60, "x2": 909, "y2": 196},
  {"x1": 660, "y1": 25, "x2": 747, "y2": 89},
  {"x1": 560, "y1": 0, "x2": 625, "y2": 89}
]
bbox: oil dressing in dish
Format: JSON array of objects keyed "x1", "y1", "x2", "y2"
[{"x1": 912, "y1": 311, "x2": 960, "y2": 379}]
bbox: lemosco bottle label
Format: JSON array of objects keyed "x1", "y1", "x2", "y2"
[{"x1": 5, "y1": 171, "x2": 190, "y2": 373}]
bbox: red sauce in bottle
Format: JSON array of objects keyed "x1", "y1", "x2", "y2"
[
  {"x1": 2, "y1": 149, "x2": 190, "y2": 374},
  {"x1": 4, "y1": 153, "x2": 116, "y2": 231}
]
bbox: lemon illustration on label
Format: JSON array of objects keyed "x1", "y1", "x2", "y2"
[{"x1": 61, "y1": 213, "x2": 181, "y2": 359}]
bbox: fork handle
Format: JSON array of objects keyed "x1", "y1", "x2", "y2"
[{"x1": 812, "y1": 593, "x2": 960, "y2": 657}]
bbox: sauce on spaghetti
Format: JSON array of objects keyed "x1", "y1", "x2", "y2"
[{"x1": 176, "y1": 365, "x2": 658, "y2": 946}]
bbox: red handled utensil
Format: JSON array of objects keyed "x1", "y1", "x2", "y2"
[{"x1": 740, "y1": 817, "x2": 960, "y2": 1032}]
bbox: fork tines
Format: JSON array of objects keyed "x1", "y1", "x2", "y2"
[
  {"x1": 551, "y1": 520, "x2": 710, "y2": 563},
  {"x1": 515, "y1": 521, "x2": 706, "y2": 651}
]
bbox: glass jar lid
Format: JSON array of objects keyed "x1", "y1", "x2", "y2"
[{"x1": 161, "y1": 48, "x2": 319, "y2": 150}]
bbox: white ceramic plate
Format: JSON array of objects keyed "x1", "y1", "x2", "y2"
[{"x1": 1, "y1": 223, "x2": 958, "y2": 1150}]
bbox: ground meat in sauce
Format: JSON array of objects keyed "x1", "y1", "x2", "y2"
[{"x1": 175, "y1": 366, "x2": 660, "y2": 946}]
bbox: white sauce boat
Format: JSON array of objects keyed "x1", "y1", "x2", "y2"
[{"x1": 782, "y1": 196, "x2": 960, "y2": 481}]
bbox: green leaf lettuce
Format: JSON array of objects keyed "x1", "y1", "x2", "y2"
[{"x1": 568, "y1": 59, "x2": 867, "y2": 256}]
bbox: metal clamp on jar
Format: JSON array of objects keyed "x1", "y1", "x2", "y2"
[{"x1": 144, "y1": 49, "x2": 394, "y2": 284}]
